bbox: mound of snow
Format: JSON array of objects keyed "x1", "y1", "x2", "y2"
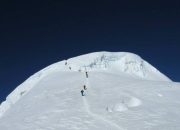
[
  {"x1": 106, "y1": 96, "x2": 142, "y2": 113},
  {"x1": 113, "y1": 103, "x2": 128, "y2": 112},
  {"x1": 126, "y1": 97, "x2": 142, "y2": 107}
]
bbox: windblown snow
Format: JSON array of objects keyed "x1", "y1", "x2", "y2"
[{"x1": 0, "y1": 52, "x2": 180, "y2": 130}]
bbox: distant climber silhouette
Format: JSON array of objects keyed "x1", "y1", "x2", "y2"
[
  {"x1": 65, "y1": 61, "x2": 67, "y2": 65},
  {"x1": 85, "y1": 71, "x2": 88, "y2": 78},
  {"x1": 81, "y1": 90, "x2": 85, "y2": 96},
  {"x1": 83, "y1": 85, "x2": 87, "y2": 90}
]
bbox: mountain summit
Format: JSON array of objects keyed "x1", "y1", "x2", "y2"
[
  {"x1": 67, "y1": 52, "x2": 171, "y2": 81},
  {"x1": 1, "y1": 52, "x2": 179, "y2": 130}
]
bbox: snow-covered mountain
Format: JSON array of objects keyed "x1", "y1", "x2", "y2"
[{"x1": 0, "y1": 52, "x2": 180, "y2": 130}]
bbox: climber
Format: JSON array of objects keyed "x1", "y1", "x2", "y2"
[
  {"x1": 85, "y1": 71, "x2": 88, "y2": 78},
  {"x1": 65, "y1": 61, "x2": 67, "y2": 65},
  {"x1": 83, "y1": 85, "x2": 87, "y2": 90},
  {"x1": 81, "y1": 89, "x2": 85, "y2": 96}
]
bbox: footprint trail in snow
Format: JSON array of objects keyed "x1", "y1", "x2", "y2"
[{"x1": 82, "y1": 76, "x2": 124, "y2": 130}]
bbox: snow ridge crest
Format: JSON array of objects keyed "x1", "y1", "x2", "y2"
[{"x1": 67, "y1": 52, "x2": 171, "y2": 81}]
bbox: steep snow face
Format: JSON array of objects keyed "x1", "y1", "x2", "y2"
[
  {"x1": 0, "y1": 52, "x2": 171, "y2": 120},
  {"x1": 67, "y1": 52, "x2": 171, "y2": 81}
]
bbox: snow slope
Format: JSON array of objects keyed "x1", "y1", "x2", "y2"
[{"x1": 0, "y1": 52, "x2": 179, "y2": 130}]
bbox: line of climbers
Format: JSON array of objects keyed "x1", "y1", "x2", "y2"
[
  {"x1": 65, "y1": 60, "x2": 89, "y2": 96},
  {"x1": 81, "y1": 71, "x2": 88, "y2": 96}
]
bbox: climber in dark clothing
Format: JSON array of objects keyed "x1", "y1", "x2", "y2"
[
  {"x1": 85, "y1": 71, "x2": 88, "y2": 78},
  {"x1": 65, "y1": 61, "x2": 67, "y2": 65},
  {"x1": 83, "y1": 85, "x2": 87, "y2": 90},
  {"x1": 81, "y1": 90, "x2": 84, "y2": 96}
]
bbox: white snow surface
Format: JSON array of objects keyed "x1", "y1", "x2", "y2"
[{"x1": 0, "y1": 52, "x2": 179, "y2": 130}]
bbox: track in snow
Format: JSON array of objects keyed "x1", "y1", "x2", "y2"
[{"x1": 82, "y1": 77, "x2": 124, "y2": 130}]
